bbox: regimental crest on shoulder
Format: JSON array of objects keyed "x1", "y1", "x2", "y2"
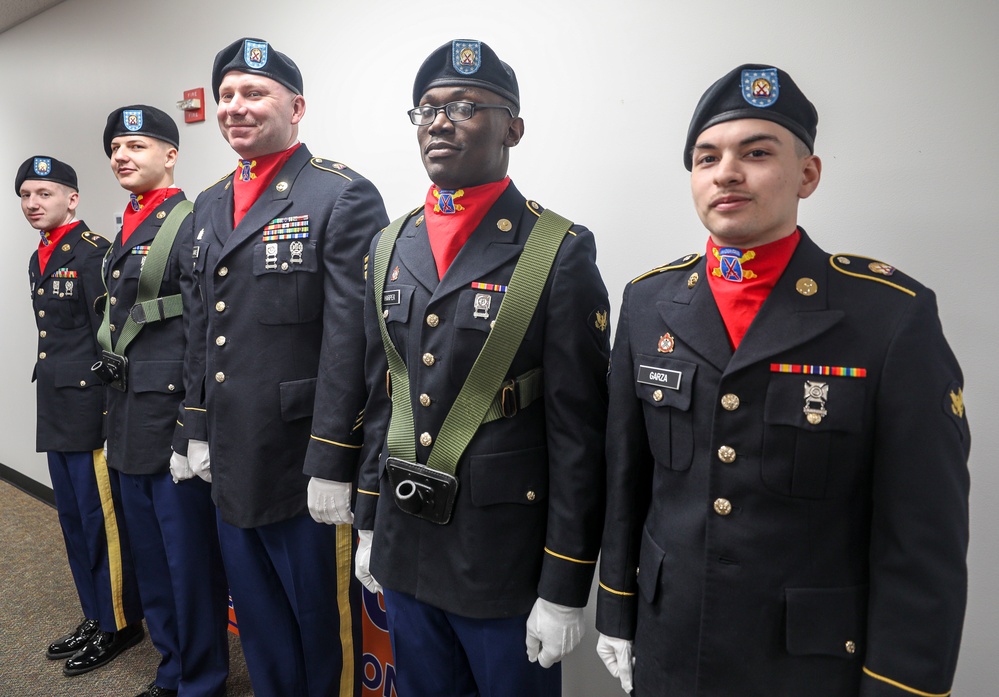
[
  {"x1": 742, "y1": 68, "x2": 779, "y2": 108},
  {"x1": 123, "y1": 109, "x2": 143, "y2": 131},
  {"x1": 452, "y1": 40, "x2": 481, "y2": 75},
  {"x1": 245, "y1": 40, "x2": 269, "y2": 69},
  {"x1": 33, "y1": 157, "x2": 52, "y2": 177}
]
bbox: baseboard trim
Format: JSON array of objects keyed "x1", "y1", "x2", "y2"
[{"x1": 0, "y1": 462, "x2": 55, "y2": 506}]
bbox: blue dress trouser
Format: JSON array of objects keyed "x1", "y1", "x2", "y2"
[
  {"x1": 47, "y1": 450, "x2": 141, "y2": 632},
  {"x1": 383, "y1": 589, "x2": 561, "y2": 697},
  {"x1": 119, "y1": 471, "x2": 228, "y2": 696},
  {"x1": 217, "y1": 513, "x2": 360, "y2": 697}
]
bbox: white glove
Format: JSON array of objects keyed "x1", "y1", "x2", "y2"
[
  {"x1": 188, "y1": 439, "x2": 212, "y2": 483},
  {"x1": 169, "y1": 449, "x2": 195, "y2": 483},
  {"x1": 525, "y1": 598, "x2": 585, "y2": 669},
  {"x1": 355, "y1": 529, "x2": 382, "y2": 594},
  {"x1": 596, "y1": 633, "x2": 634, "y2": 693},
  {"x1": 307, "y1": 477, "x2": 354, "y2": 525}
]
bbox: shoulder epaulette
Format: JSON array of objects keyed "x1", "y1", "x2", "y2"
[
  {"x1": 631, "y1": 253, "x2": 701, "y2": 284},
  {"x1": 80, "y1": 230, "x2": 104, "y2": 248},
  {"x1": 311, "y1": 157, "x2": 353, "y2": 181},
  {"x1": 524, "y1": 200, "x2": 576, "y2": 236},
  {"x1": 829, "y1": 254, "x2": 916, "y2": 297},
  {"x1": 204, "y1": 170, "x2": 233, "y2": 192}
]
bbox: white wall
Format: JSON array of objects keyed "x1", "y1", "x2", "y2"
[{"x1": 1, "y1": 0, "x2": 995, "y2": 693}]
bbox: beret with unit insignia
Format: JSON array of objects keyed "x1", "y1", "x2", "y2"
[
  {"x1": 684, "y1": 64, "x2": 817, "y2": 171},
  {"x1": 15, "y1": 155, "x2": 78, "y2": 194},
  {"x1": 103, "y1": 104, "x2": 180, "y2": 157},
  {"x1": 413, "y1": 39, "x2": 519, "y2": 110},
  {"x1": 213, "y1": 37, "x2": 303, "y2": 102}
]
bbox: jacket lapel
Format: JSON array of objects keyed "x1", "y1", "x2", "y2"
[
  {"x1": 218, "y1": 145, "x2": 311, "y2": 261},
  {"x1": 658, "y1": 258, "x2": 733, "y2": 372},
  {"x1": 431, "y1": 184, "x2": 526, "y2": 301},
  {"x1": 726, "y1": 232, "x2": 844, "y2": 375},
  {"x1": 395, "y1": 219, "x2": 439, "y2": 293}
]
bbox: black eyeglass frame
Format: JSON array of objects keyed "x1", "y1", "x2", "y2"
[{"x1": 408, "y1": 101, "x2": 515, "y2": 126}]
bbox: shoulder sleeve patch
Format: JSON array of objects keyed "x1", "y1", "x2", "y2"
[
  {"x1": 631, "y1": 253, "x2": 701, "y2": 284},
  {"x1": 829, "y1": 254, "x2": 916, "y2": 297},
  {"x1": 310, "y1": 157, "x2": 354, "y2": 181}
]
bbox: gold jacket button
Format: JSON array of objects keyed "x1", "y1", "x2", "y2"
[
  {"x1": 112, "y1": 269, "x2": 121, "y2": 279},
  {"x1": 420, "y1": 432, "x2": 433, "y2": 447},
  {"x1": 110, "y1": 324, "x2": 116, "y2": 332},
  {"x1": 713, "y1": 498, "x2": 733, "y2": 516},
  {"x1": 218, "y1": 266, "x2": 228, "y2": 277},
  {"x1": 426, "y1": 314, "x2": 440, "y2": 327},
  {"x1": 37, "y1": 288, "x2": 44, "y2": 295},
  {"x1": 216, "y1": 336, "x2": 226, "y2": 346},
  {"x1": 110, "y1": 296, "x2": 117, "y2": 305},
  {"x1": 687, "y1": 272, "x2": 699, "y2": 289},
  {"x1": 38, "y1": 310, "x2": 45, "y2": 318},
  {"x1": 718, "y1": 445, "x2": 736, "y2": 463},
  {"x1": 167, "y1": 384, "x2": 176, "y2": 391},
  {"x1": 422, "y1": 353, "x2": 435, "y2": 367},
  {"x1": 419, "y1": 393, "x2": 431, "y2": 407},
  {"x1": 79, "y1": 380, "x2": 87, "y2": 387},
  {"x1": 39, "y1": 352, "x2": 47, "y2": 360},
  {"x1": 215, "y1": 301, "x2": 226, "y2": 312},
  {"x1": 215, "y1": 372, "x2": 226, "y2": 383},
  {"x1": 845, "y1": 640, "x2": 856, "y2": 654},
  {"x1": 720, "y1": 393, "x2": 740, "y2": 411},
  {"x1": 382, "y1": 309, "x2": 389, "y2": 319},
  {"x1": 526, "y1": 490, "x2": 536, "y2": 501},
  {"x1": 39, "y1": 330, "x2": 47, "y2": 338},
  {"x1": 281, "y1": 262, "x2": 289, "y2": 271},
  {"x1": 652, "y1": 389, "x2": 664, "y2": 402}
]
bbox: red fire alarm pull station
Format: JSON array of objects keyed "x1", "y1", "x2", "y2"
[{"x1": 179, "y1": 87, "x2": 206, "y2": 123}]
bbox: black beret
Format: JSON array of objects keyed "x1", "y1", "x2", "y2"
[
  {"x1": 684, "y1": 64, "x2": 818, "y2": 171},
  {"x1": 212, "y1": 37, "x2": 303, "y2": 102},
  {"x1": 14, "y1": 155, "x2": 78, "y2": 195},
  {"x1": 103, "y1": 105, "x2": 180, "y2": 158},
  {"x1": 413, "y1": 40, "x2": 519, "y2": 110}
]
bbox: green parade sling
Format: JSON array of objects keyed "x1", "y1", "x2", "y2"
[
  {"x1": 374, "y1": 206, "x2": 572, "y2": 476},
  {"x1": 97, "y1": 199, "x2": 192, "y2": 355}
]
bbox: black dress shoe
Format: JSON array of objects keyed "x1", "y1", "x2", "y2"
[
  {"x1": 134, "y1": 682, "x2": 178, "y2": 697},
  {"x1": 63, "y1": 622, "x2": 144, "y2": 676},
  {"x1": 46, "y1": 618, "x2": 100, "y2": 659}
]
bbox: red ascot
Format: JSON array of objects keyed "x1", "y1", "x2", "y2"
[
  {"x1": 37, "y1": 221, "x2": 79, "y2": 274},
  {"x1": 232, "y1": 143, "x2": 301, "y2": 227},
  {"x1": 121, "y1": 188, "x2": 183, "y2": 244},
  {"x1": 705, "y1": 229, "x2": 801, "y2": 349},
  {"x1": 424, "y1": 177, "x2": 510, "y2": 279}
]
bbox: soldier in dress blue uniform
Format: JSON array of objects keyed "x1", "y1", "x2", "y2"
[
  {"x1": 181, "y1": 38, "x2": 387, "y2": 697},
  {"x1": 351, "y1": 40, "x2": 610, "y2": 697},
  {"x1": 97, "y1": 105, "x2": 229, "y2": 697},
  {"x1": 595, "y1": 65, "x2": 971, "y2": 696},
  {"x1": 16, "y1": 155, "x2": 143, "y2": 676}
]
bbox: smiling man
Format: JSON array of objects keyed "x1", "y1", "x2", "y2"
[
  {"x1": 16, "y1": 155, "x2": 143, "y2": 678},
  {"x1": 181, "y1": 37, "x2": 387, "y2": 697},
  {"x1": 98, "y1": 104, "x2": 229, "y2": 697},
  {"x1": 595, "y1": 64, "x2": 971, "y2": 697},
  {"x1": 352, "y1": 39, "x2": 611, "y2": 697}
]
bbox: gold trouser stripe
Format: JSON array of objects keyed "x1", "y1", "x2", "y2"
[
  {"x1": 91, "y1": 449, "x2": 127, "y2": 629},
  {"x1": 335, "y1": 524, "x2": 354, "y2": 697},
  {"x1": 862, "y1": 667, "x2": 951, "y2": 696}
]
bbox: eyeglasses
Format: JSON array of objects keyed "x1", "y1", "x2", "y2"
[{"x1": 408, "y1": 101, "x2": 515, "y2": 126}]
